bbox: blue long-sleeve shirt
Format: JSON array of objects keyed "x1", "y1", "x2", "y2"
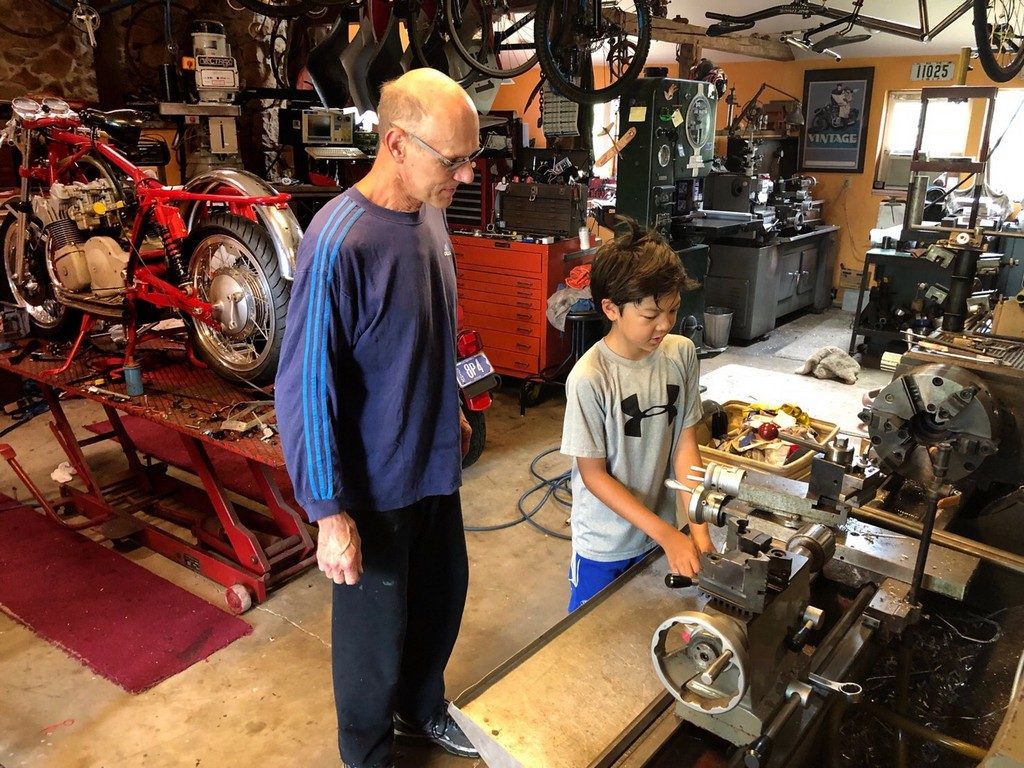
[{"x1": 275, "y1": 188, "x2": 462, "y2": 520}]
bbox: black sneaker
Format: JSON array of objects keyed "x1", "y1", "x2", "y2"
[{"x1": 394, "y1": 704, "x2": 480, "y2": 759}]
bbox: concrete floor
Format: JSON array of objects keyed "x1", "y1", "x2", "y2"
[{"x1": 0, "y1": 309, "x2": 892, "y2": 768}]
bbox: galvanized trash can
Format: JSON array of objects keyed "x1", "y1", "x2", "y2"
[{"x1": 703, "y1": 306, "x2": 733, "y2": 348}]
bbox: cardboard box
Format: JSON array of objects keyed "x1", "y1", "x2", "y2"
[
  {"x1": 993, "y1": 299, "x2": 1024, "y2": 339},
  {"x1": 838, "y1": 266, "x2": 864, "y2": 290}
]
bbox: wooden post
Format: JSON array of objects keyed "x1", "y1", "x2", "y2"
[
  {"x1": 676, "y1": 42, "x2": 702, "y2": 79},
  {"x1": 954, "y1": 47, "x2": 972, "y2": 85}
]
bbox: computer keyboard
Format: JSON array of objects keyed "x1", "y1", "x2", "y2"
[{"x1": 305, "y1": 145, "x2": 368, "y2": 160}]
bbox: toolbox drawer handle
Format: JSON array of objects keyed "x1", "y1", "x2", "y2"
[
  {"x1": 516, "y1": 291, "x2": 531, "y2": 298},
  {"x1": 514, "y1": 361, "x2": 529, "y2": 368},
  {"x1": 516, "y1": 343, "x2": 531, "y2": 350},
  {"x1": 517, "y1": 327, "x2": 532, "y2": 334},
  {"x1": 516, "y1": 280, "x2": 532, "y2": 288},
  {"x1": 516, "y1": 301, "x2": 531, "y2": 308},
  {"x1": 494, "y1": 241, "x2": 510, "y2": 249},
  {"x1": 516, "y1": 313, "x2": 531, "y2": 320}
]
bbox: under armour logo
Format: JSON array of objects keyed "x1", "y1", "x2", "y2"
[{"x1": 621, "y1": 385, "x2": 680, "y2": 438}]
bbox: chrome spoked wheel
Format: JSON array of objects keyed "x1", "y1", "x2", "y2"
[
  {"x1": 186, "y1": 213, "x2": 289, "y2": 385},
  {"x1": 1, "y1": 212, "x2": 71, "y2": 334}
]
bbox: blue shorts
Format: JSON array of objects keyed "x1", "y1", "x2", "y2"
[{"x1": 567, "y1": 551, "x2": 649, "y2": 612}]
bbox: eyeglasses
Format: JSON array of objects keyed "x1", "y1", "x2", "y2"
[{"x1": 396, "y1": 126, "x2": 483, "y2": 172}]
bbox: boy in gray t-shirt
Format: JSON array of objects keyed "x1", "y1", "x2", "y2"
[{"x1": 561, "y1": 221, "x2": 713, "y2": 611}]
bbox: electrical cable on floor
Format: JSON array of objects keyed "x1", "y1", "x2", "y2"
[
  {"x1": 0, "y1": 395, "x2": 49, "y2": 439},
  {"x1": 464, "y1": 447, "x2": 572, "y2": 540}
]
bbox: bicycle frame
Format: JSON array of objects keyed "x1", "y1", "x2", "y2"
[
  {"x1": 11, "y1": 115, "x2": 289, "y2": 333},
  {"x1": 707, "y1": 0, "x2": 973, "y2": 43}
]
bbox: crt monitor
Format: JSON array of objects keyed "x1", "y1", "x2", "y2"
[{"x1": 301, "y1": 109, "x2": 354, "y2": 145}]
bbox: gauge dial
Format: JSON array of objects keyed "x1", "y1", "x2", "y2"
[{"x1": 685, "y1": 95, "x2": 713, "y2": 150}]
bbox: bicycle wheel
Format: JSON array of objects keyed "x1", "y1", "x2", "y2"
[
  {"x1": 445, "y1": 0, "x2": 537, "y2": 78},
  {"x1": 974, "y1": 0, "x2": 1024, "y2": 81},
  {"x1": 534, "y1": 0, "x2": 651, "y2": 104},
  {"x1": 406, "y1": 0, "x2": 481, "y2": 85}
]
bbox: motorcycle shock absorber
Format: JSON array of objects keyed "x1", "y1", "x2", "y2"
[
  {"x1": 151, "y1": 203, "x2": 190, "y2": 287},
  {"x1": 157, "y1": 222, "x2": 188, "y2": 286}
]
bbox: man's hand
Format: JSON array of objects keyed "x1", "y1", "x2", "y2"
[
  {"x1": 663, "y1": 528, "x2": 702, "y2": 578},
  {"x1": 459, "y1": 409, "x2": 472, "y2": 459},
  {"x1": 316, "y1": 512, "x2": 363, "y2": 585}
]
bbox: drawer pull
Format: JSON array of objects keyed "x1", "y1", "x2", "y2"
[
  {"x1": 517, "y1": 327, "x2": 532, "y2": 334},
  {"x1": 516, "y1": 291, "x2": 531, "y2": 298},
  {"x1": 515, "y1": 361, "x2": 529, "y2": 368},
  {"x1": 516, "y1": 343, "x2": 531, "y2": 350},
  {"x1": 516, "y1": 313, "x2": 531, "y2": 320},
  {"x1": 516, "y1": 281, "x2": 532, "y2": 288},
  {"x1": 517, "y1": 302, "x2": 531, "y2": 308}
]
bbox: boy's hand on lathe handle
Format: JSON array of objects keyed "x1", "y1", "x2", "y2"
[{"x1": 660, "y1": 528, "x2": 702, "y2": 578}]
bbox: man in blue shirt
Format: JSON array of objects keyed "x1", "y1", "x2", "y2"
[{"x1": 275, "y1": 69, "x2": 481, "y2": 768}]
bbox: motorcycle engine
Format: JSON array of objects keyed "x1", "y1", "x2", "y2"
[
  {"x1": 31, "y1": 180, "x2": 130, "y2": 296},
  {"x1": 49, "y1": 180, "x2": 123, "y2": 230}
]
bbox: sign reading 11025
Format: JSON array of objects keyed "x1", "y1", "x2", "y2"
[{"x1": 911, "y1": 61, "x2": 954, "y2": 81}]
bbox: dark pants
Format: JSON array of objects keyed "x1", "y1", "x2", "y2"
[{"x1": 331, "y1": 492, "x2": 469, "y2": 768}]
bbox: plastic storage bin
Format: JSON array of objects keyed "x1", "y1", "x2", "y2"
[{"x1": 695, "y1": 400, "x2": 839, "y2": 480}]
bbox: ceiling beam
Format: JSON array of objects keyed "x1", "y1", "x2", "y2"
[{"x1": 609, "y1": 11, "x2": 795, "y2": 61}]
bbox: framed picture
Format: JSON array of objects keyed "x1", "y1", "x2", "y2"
[{"x1": 800, "y1": 67, "x2": 874, "y2": 173}]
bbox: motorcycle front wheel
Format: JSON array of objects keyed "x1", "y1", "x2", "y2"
[
  {"x1": 0, "y1": 211, "x2": 76, "y2": 337},
  {"x1": 185, "y1": 212, "x2": 290, "y2": 386}
]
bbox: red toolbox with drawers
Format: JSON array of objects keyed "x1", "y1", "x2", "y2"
[{"x1": 452, "y1": 234, "x2": 591, "y2": 378}]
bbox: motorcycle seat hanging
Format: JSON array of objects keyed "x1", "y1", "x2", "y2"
[{"x1": 79, "y1": 109, "x2": 144, "y2": 149}]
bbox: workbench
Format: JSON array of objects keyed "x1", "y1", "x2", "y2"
[
  {"x1": 0, "y1": 340, "x2": 315, "y2": 613},
  {"x1": 703, "y1": 226, "x2": 838, "y2": 342}
]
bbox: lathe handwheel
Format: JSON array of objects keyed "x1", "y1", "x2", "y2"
[{"x1": 651, "y1": 611, "x2": 750, "y2": 714}]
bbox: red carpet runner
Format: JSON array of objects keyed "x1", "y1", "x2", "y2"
[{"x1": 0, "y1": 499, "x2": 252, "y2": 693}]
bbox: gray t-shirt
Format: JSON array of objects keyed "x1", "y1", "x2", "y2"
[{"x1": 561, "y1": 334, "x2": 703, "y2": 562}]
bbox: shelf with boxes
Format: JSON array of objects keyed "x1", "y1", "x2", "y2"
[{"x1": 452, "y1": 234, "x2": 593, "y2": 379}]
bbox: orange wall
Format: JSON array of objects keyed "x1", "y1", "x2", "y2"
[
  {"x1": 712, "y1": 54, "x2": 1008, "y2": 281},
  {"x1": 490, "y1": 53, "x2": 1010, "y2": 286}
]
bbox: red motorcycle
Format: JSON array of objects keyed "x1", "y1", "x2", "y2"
[{"x1": 1, "y1": 96, "x2": 300, "y2": 385}]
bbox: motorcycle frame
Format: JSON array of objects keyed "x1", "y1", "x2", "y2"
[{"x1": 10, "y1": 114, "x2": 290, "y2": 342}]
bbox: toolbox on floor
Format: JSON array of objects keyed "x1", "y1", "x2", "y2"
[
  {"x1": 695, "y1": 399, "x2": 840, "y2": 480},
  {"x1": 495, "y1": 182, "x2": 586, "y2": 238}
]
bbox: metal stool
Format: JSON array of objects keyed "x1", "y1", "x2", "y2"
[{"x1": 519, "y1": 309, "x2": 602, "y2": 415}]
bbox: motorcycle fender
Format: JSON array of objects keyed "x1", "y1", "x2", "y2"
[{"x1": 181, "y1": 169, "x2": 303, "y2": 281}]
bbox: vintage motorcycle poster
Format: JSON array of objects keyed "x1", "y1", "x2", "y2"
[{"x1": 800, "y1": 67, "x2": 874, "y2": 173}]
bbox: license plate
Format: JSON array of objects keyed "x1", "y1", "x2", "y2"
[{"x1": 456, "y1": 352, "x2": 494, "y2": 389}]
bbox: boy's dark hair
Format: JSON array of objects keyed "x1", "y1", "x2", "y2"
[{"x1": 590, "y1": 218, "x2": 697, "y2": 311}]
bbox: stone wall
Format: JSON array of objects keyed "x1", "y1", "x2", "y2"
[{"x1": 0, "y1": 5, "x2": 98, "y2": 102}]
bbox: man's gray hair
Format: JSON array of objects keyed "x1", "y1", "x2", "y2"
[{"x1": 376, "y1": 78, "x2": 429, "y2": 137}]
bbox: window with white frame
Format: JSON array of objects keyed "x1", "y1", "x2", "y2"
[
  {"x1": 987, "y1": 89, "x2": 1024, "y2": 202},
  {"x1": 874, "y1": 90, "x2": 971, "y2": 189}
]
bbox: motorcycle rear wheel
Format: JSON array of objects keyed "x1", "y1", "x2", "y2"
[
  {"x1": 461, "y1": 403, "x2": 486, "y2": 468},
  {"x1": 185, "y1": 213, "x2": 290, "y2": 386},
  {"x1": 0, "y1": 212, "x2": 77, "y2": 337}
]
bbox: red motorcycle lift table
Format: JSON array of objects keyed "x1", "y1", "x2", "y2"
[{"x1": 0, "y1": 339, "x2": 315, "y2": 613}]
